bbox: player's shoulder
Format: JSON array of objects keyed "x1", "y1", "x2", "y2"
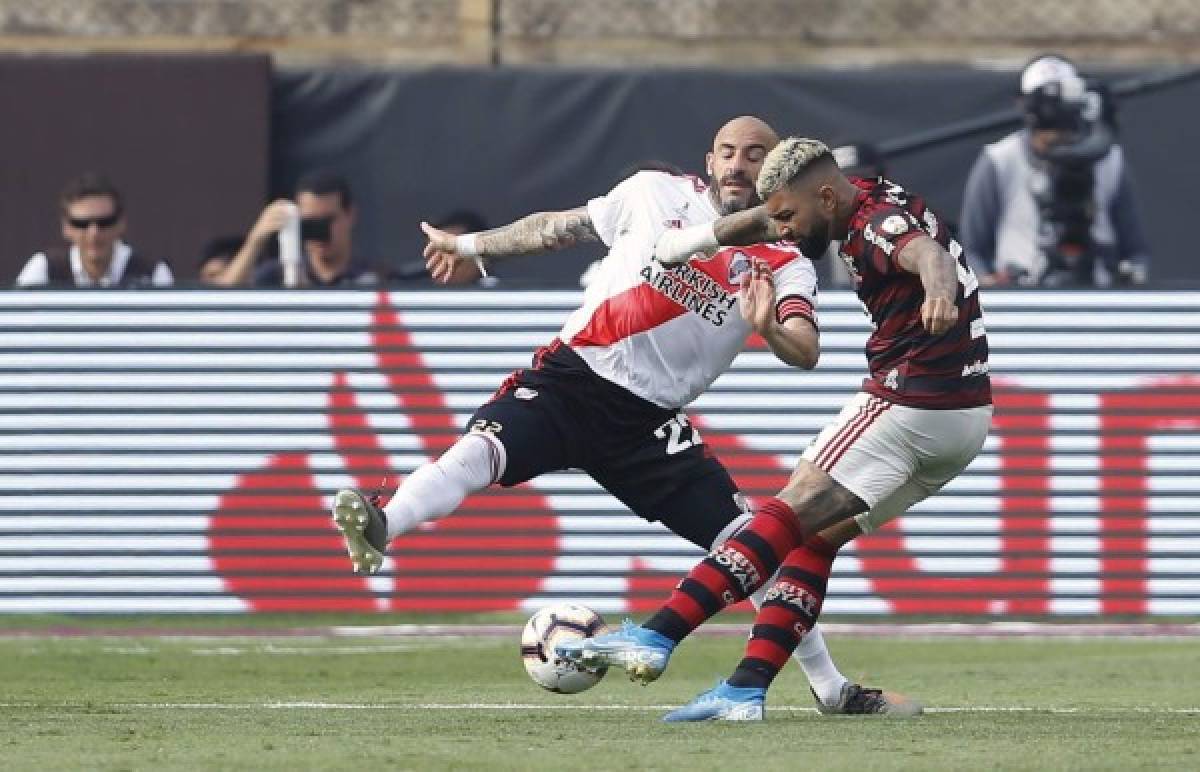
[
  {"x1": 852, "y1": 179, "x2": 918, "y2": 227},
  {"x1": 617, "y1": 169, "x2": 707, "y2": 198}
]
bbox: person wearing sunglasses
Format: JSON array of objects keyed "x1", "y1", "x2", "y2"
[{"x1": 14, "y1": 172, "x2": 173, "y2": 288}]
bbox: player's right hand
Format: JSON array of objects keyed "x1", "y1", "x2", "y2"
[
  {"x1": 421, "y1": 222, "x2": 482, "y2": 285},
  {"x1": 920, "y1": 295, "x2": 958, "y2": 335}
]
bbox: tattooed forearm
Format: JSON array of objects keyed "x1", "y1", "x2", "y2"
[
  {"x1": 476, "y1": 207, "x2": 600, "y2": 259},
  {"x1": 713, "y1": 205, "x2": 777, "y2": 247},
  {"x1": 898, "y1": 235, "x2": 958, "y2": 301}
]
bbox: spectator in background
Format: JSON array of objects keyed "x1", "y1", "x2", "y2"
[
  {"x1": 207, "y1": 171, "x2": 377, "y2": 287},
  {"x1": 831, "y1": 141, "x2": 887, "y2": 182},
  {"x1": 196, "y1": 236, "x2": 244, "y2": 286},
  {"x1": 15, "y1": 173, "x2": 173, "y2": 288},
  {"x1": 959, "y1": 54, "x2": 1150, "y2": 287}
]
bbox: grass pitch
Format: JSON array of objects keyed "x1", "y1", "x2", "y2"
[{"x1": 1, "y1": 616, "x2": 1197, "y2": 771}]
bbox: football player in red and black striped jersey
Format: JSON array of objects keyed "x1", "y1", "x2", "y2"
[{"x1": 559, "y1": 138, "x2": 991, "y2": 720}]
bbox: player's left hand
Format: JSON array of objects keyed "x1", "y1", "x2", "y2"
[
  {"x1": 421, "y1": 222, "x2": 483, "y2": 285},
  {"x1": 920, "y1": 295, "x2": 958, "y2": 335},
  {"x1": 738, "y1": 258, "x2": 777, "y2": 336}
]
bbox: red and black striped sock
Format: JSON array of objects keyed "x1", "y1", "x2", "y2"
[
  {"x1": 643, "y1": 497, "x2": 803, "y2": 643},
  {"x1": 727, "y1": 534, "x2": 837, "y2": 690}
]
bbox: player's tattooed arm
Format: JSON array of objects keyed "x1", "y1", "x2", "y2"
[
  {"x1": 713, "y1": 205, "x2": 779, "y2": 247},
  {"x1": 423, "y1": 207, "x2": 601, "y2": 283},
  {"x1": 896, "y1": 234, "x2": 960, "y2": 336},
  {"x1": 654, "y1": 205, "x2": 778, "y2": 265},
  {"x1": 476, "y1": 207, "x2": 600, "y2": 257}
]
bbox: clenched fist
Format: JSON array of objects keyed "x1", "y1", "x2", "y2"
[{"x1": 920, "y1": 295, "x2": 958, "y2": 335}]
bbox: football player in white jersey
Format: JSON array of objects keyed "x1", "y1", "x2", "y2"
[{"x1": 332, "y1": 116, "x2": 916, "y2": 715}]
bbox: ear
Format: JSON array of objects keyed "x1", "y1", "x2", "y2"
[{"x1": 819, "y1": 184, "x2": 837, "y2": 211}]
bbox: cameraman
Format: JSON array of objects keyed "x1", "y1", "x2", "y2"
[
  {"x1": 209, "y1": 171, "x2": 377, "y2": 287},
  {"x1": 960, "y1": 55, "x2": 1150, "y2": 287}
]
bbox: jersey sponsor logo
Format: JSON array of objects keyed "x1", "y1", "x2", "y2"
[
  {"x1": 962, "y1": 359, "x2": 990, "y2": 377},
  {"x1": 880, "y1": 214, "x2": 910, "y2": 235},
  {"x1": 514, "y1": 387, "x2": 538, "y2": 400},
  {"x1": 639, "y1": 262, "x2": 737, "y2": 327},
  {"x1": 727, "y1": 251, "x2": 751, "y2": 285},
  {"x1": 862, "y1": 223, "x2": 896, "y2": 256},
  {"x1": 663, "y1": 218, "x2": 683, "y2": 229}
]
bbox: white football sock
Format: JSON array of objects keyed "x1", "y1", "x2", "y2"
[
  {"x1": 383, "y1": 432, "x2": 505, "y2": 541},
  {"x1": 729, "y1": 517, "x2": 846, "y2": 704},
  {"x1": 794, "y1": 624, "x2": 848, "y2": 704}
]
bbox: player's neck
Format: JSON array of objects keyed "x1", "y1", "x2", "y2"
[{"x1": 831, "y1": 179, "x2": 860, "y2": 239}]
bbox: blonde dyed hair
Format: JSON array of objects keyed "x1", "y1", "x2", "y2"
[{"x1": 755, "y1": 138, "x2": 833, "y2": 199}]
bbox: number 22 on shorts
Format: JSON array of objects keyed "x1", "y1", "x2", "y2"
[
  {"x1": 654, "y1": 413, "x2": 702, "y2": 455},
  {"x1": 471, "y1": 419, "x2": 503, "y2": 435}
]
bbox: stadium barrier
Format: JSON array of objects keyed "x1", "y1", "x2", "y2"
[{"x1": 1, "y1": 290, "x2": 1197, "y2": 615}]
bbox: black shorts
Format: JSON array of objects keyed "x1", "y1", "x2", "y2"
[{"x1": 467, "y1": 341, "x2": 747, "y2": 550}]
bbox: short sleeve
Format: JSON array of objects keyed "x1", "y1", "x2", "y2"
[
  {"x1": 772, "y1": 255, "x2": 819, "y2": 328},
  {"x1": 14, "y1": 253, "x2": 49, "y2": 288},
  {"x1": 852, "y1": 206, "x2": 924, "y2": 274},
  {"x1": 585, "y1": 171, "x2": 658, "y2": 247}
]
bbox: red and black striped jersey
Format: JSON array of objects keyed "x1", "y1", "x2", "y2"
[{"x1": 838, "y1": 177, "x2": 991, "y2": 409}]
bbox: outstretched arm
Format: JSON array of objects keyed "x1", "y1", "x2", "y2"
[
  {"x1": 713, "y1": 205, "x2": 778, "y2": 247},
  {"x1": 895, "y1": 234, "x2": 959, "y2": 335},
  {"x1": 423, "y1": 207, "x2": 600, "y2": 284},
  {"x1": 653, "y1": 205, "x2": 778, "y2": 265}
]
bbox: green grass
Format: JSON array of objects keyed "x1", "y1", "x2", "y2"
[{"x1": 1, "y1": 618, "x2": 1197, "y2": 771}]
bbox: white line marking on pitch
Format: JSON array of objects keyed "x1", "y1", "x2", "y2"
[{"x1": 1, "y1": 702, "x2": 1196, "y2": 714}]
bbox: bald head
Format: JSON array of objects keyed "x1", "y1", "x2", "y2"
[
  {"x1": 707, "y1": 115, "x2": 779, "y2": 215},
  {"x1": 713, "y1": 115, "x2": 779, "y2": 150}
]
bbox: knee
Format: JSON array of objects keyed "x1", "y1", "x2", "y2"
[
  {"x1": 777, "y1": 463, "x2": 833, "y2": 513},
  {"x1": 776, "y1": 462, "x2": 865, "y2": 533}
]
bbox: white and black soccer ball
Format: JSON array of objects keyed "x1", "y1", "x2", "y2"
[{"x1": 520, "y1": 603, "x2": 610, "y2": 694}]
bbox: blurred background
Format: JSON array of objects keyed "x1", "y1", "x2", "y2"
[
  {"x1": 1, "y1": 0, "x2": 1198, "y2": 286},
  {"x1": 4, "y1": 8, "x2": 1199, "y2": 766},
  {"x1": 1, "y1": 1, "x2": 1199, "y2": 618}
]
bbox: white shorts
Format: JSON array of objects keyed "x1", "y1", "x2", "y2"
[{"x1": 800, "y1": 392, "x2": 992, "y2": 534}]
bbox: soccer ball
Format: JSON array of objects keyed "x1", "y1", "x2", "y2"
[{"x1": 520, "y1": 603, "x2": 610, "y2": 694}]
